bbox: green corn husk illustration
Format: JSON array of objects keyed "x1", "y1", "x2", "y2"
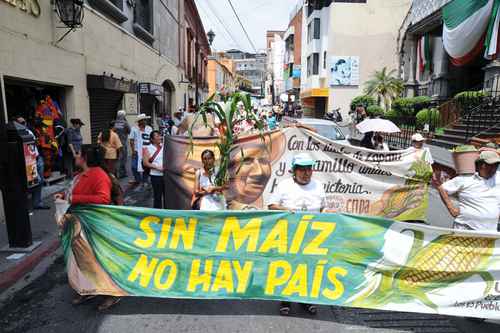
[{"x1": 347, "y1": 230, "x2": 496, "y2": 310}]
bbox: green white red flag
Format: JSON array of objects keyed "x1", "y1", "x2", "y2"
[
  {"x1": 418, "y1": 34, "x2": 432, "y2": 73},
  {"x1": 443, "y1": 0, "x2": 499, "y2": 66}
]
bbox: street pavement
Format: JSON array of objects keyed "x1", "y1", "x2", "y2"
[{"x1": 1, "y1": 184, "x2": 499, "y2": 333}]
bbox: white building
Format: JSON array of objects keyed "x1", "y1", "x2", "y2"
[{"x1": 300, "y1": 0, "x2": 411, "y2": 118}]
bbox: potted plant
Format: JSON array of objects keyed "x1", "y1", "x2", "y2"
[{"x1": 188, "y1": 92, "x2": 267, "y2": 192}]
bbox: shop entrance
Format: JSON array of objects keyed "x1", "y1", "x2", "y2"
[{"x1": 3, "y1": 78, "x2": 68, "y2": 181}]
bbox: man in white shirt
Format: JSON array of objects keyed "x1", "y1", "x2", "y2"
[
  {"x1": 408, "y1": 133, "x2": 434, "y2": 165},
  {"x1": 129, "y1": 114, "x2": 153, "y2": 187},
  {"x1": 268, "y1": 153, "x2": 328, "y2": 316},
  {"x1": 434, "y1": 151, "x2": 500, "y2": 232}
]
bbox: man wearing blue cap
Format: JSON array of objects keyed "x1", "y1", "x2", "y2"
[{"x1": 268, "y1": 152, "x2": 327, "y2": 315}]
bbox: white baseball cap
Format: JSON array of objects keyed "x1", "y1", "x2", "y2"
[
  {"x1": 411, "y1": 133, "x2": 425, "y2": 142},
  {"x1": 292, "y1": 153, "x2": 315, "y2": 167}
]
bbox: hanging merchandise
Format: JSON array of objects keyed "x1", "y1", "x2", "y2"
[
  {"x1": 417, "y1": 34, "x2": 432, "y2": 73},
  {"x1": 442, "y1": 0, "x2": 499, "y2": 66},
  {"x1": 34, "y1": 96, "x2": 63, "y2": 178}
]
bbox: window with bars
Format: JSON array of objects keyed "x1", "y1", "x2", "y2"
[{"x1": 134, "y1": 0, "x2": 153, "y2": 33}]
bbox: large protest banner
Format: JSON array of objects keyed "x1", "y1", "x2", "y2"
[
  {"x1": 63, "y1": 205, "x2": 500, "y2": 319},
  {"x1": 164, "y1": 127, "x2": 432, "y2": 221}
]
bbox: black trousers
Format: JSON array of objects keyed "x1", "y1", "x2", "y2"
[{"x1": 150, "y1": 175, "x2": 165, "y2": 209}]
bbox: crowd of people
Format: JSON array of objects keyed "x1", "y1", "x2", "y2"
[{"x1": 48, "y1": 100, "x2": 500, "y2": 316}]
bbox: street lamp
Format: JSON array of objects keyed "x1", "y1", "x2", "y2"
[
  {"x1": 54, "y1": 0, "x2": 84, "y2": 43},
  {"x1": 207, "y1": 30, "x2": 216, "y2": 46}
]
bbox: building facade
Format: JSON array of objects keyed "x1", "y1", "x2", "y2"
[
  {"x1": 225, "y1": 50, "x2": 267, "y2": 97},
  {"x1": 300, "y1": 0, "x2": 411, "y2": 118},
  {"x1": 265, "y1": 31, "x2": 285, "y2": 105},
  {"x1": 398, "y1": 0, "x2": 500, "y2": 100},
  {"x1": 0, "y1": 0, "x2": 209, "y2": 143},
  {"x1": 283, "y1": 4, "x2": 304, "y2": 104},
  {"x1": 207, "y1": 54, "x2": 236, "y2": 97}
]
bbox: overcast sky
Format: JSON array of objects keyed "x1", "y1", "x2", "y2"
[{"x1": 195, "y1": 0, "x2": 300, "y2": 53}]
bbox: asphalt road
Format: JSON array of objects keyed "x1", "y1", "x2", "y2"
[{"x1": 1, "y1": 187, "x2": 499, "y2": 333}]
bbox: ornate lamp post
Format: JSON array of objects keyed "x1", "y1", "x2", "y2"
[
  {"x1": 54, "y1": 0, "x2": 85, "y2": 43},
  {"x1": 207, "y1": 30, "x2": 216, "y2": 46}
]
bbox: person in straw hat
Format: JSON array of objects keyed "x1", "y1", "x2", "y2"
[
  {"x1": 433, "y1": 150, "x2": 500, "y2": 232},
  {"x1": 129, "y1": 113, "x2": 152, "y2": 188}
]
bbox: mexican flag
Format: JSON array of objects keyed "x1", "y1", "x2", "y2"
[
  {"x1": 443, "y1": 0, "x2": 500, "y2": 66},
  {"x1": 417, "y1": 34, "x2": 431, "y2": 73}
]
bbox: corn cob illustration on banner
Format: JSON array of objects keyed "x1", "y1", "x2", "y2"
[
  {"x1": 165, "y1": 127, "x2": 431, "y2": 221},
  {"x1": 61, "y1": 206, "x2": 500, "y2": 320}
]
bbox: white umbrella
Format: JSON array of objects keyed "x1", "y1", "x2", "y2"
[{"x1": 356, "y1": 118, "x2": 400, "y2": 133}]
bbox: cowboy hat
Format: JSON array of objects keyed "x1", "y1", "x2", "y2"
[{"x1": 136, "y1": 113, "x2": 151, "y2": 122}]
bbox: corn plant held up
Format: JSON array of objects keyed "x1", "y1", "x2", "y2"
[{"x1": 188, "y1": 91, "x2": 267, "y2": 187}]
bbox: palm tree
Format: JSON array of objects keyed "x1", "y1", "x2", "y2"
[{"x1": 364, "y1": 67, "x2": 404, "y2": 111}]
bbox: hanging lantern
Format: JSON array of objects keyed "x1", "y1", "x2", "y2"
[{"x1": 54, "y1": 0, "x2": 85, "y2": 29}]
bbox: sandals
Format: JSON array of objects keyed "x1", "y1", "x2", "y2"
[
  {"x1": 97, "y1": 296, "x2": 122, "y2": 312},
  {"x1": 279, "y1": 303, "x2": 291, "y2": 316},
  {"x1": 303, "y1": 303, "x2": 317, "y2": 315},
  {"x1": 72, "y1": 294, "x2": 97, "y2": 306},
  {"x1": 279, "y1": 302, "x2": 317, "y2": 316}
]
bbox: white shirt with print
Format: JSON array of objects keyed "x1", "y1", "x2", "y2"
[
  {"x1": 129, "y1": 125, "x2": 153, "y2": 172},
  {"x1": 269, "y1": 178, "x2": 326, "y2": 213}
]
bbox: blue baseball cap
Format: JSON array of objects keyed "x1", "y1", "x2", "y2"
[{"x1": 292, "y1": 153, "x2": 315, "y2": 167}]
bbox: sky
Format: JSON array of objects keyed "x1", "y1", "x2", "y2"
[{"x1": 194, "y1": 0, "x2": 300, "y2": 53}]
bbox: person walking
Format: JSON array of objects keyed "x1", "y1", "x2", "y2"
[
  {"x1": 373, "y1": 133, "x2": 389, "y2": 151},
  {"x1": 268, "y1": 153, "x2": 331, "y2": 316},
  {"x1": 192, "y1": 150, "x2": 226, "y2": 211},
  {"x1": 65, "y1": 118, "x2": 84, "y2": 178},
  {"x1": 98, "y1": 121, "x2": 123, "y2": 176},
  {"x1": 114, "y1": 110, "x2": 130, "y2": 179},
  {"x1": 408, "y1": 133, "x2": 434, "y2": 165},
  {"x1": 55, "y1": 145, "x2": 121, "y2": 311},
  {"x1": 143, "y1": 131, "x2": 165, "y2": 209},
  {"x1": 129, "y1": 114, "x2": 152, "y2": 188},
  {"x1": 433, "y1": 151, "x2": 500, "y2": 232}
]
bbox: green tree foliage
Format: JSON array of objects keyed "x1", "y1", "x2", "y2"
[
  {"x1": 364, "y1": 67, "x2": 404, "y2": 111},
  {"x1": 350, "y1": 95, "x2": 377, "y2": 111}
]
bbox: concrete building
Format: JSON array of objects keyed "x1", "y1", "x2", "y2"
[
  {"x1": 300, "y1": 0, "x2": 411, "y2": 118},
  {"x1": 265, "y1": 31, "x2": 286, "y2": 104},
  {"x1": 398, "y1": 0, "x2": 500, "y2": 100},
  {"x1": 207, "y1": 54, "x2": 236, "y2": 97},
  {"x1": 0, "y1": 0, "x2": 209, "y2": 143},
  {"x1": 283, "y1": 3, "x2": 304, "y2": 104},
  {"x1": 225, "y1": 50, "x2": 267, "y2": 97}
]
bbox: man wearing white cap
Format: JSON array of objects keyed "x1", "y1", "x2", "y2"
[
  {"x1": 268, "y1": 153, "x2": 328, "y2": 316},
  {"x1": 129, "y1": 114, "x2": 153, "y2": 187},
  {"x1": 408, "y1": 133, "x2": 434, "y2": 165},
  {"x1": 434, "y1": 150, "x2": 500, "y2": 232}
]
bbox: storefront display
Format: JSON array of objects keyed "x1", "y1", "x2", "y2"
[{"x1": 4, "y1": 80, "x2": 67, "y2": 179}]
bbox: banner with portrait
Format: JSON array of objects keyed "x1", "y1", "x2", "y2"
[
  {"x1": 164, "y1": 127, "x2": 431, "y2": 221},
  {"x1": 329, "y1": 56, "x2": 360, "y2": 86},
  {"x1": 62, "y1": 205, "x2": 500, "y2": 320}
]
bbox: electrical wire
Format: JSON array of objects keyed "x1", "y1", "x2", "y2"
[
  {"x1": 203, "y1": 0, "x2": 244, "y2": 50},
  {"x1": 196, "y1": 0, "x2": 235, "y2": 49},
  {"x1": 226, "y1": 0, "x2": 258, "y2": 53}
]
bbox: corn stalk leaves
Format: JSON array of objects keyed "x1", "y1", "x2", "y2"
[{"x1": 187, "y1": 91, "x2": 267, "y2": 187}]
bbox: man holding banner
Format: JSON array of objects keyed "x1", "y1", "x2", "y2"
[{"x1": 269, "y1": 153, "x2": 329, "y2": 316}]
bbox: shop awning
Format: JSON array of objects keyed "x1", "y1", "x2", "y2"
[
  {"x1": 87, "y1": 75, "x2": 137, "y2": 93},
  {"x1": 443, "y1": 0, "x2": 500, "y2": 66},
  {"x1": 300, "y1": 88, "x2": 329, "y2": 99}
]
